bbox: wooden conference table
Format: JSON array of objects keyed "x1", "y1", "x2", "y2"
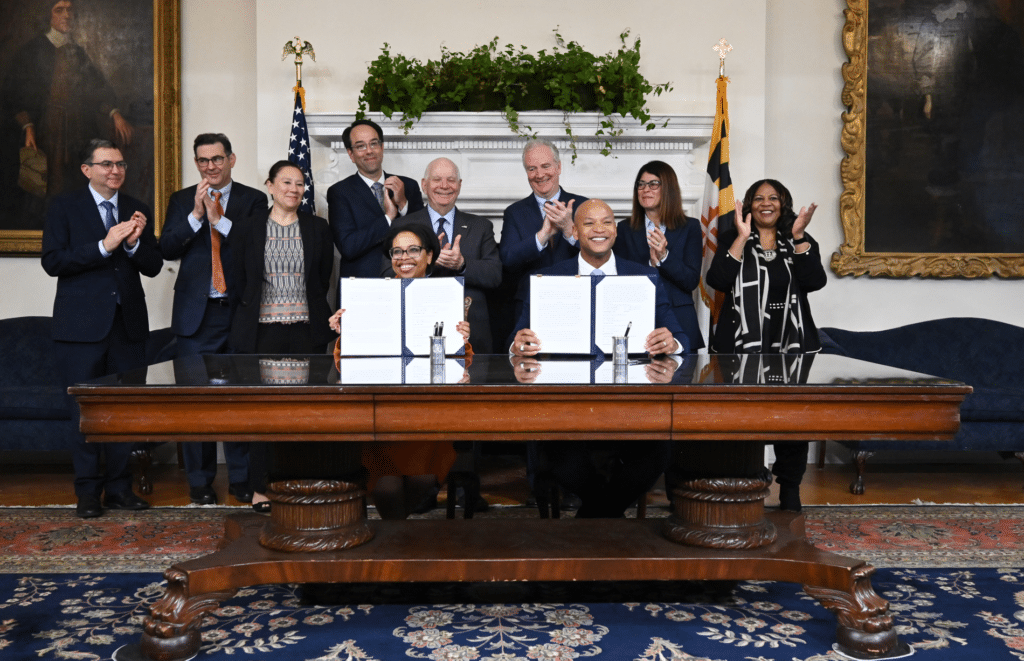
[{"x1": 70, "y1": 352, "x2": 970, "y2": 661}]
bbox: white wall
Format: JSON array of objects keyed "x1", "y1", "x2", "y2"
[{"x1": 2, "y1": 0, "x2": 1021, "y2": 332}]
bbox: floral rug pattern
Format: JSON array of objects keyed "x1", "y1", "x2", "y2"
[{"x1": 1, "y1": 568, "x2": 1023, "y2": 660}]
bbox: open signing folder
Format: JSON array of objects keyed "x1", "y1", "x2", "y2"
[
  {"x1": 528, "y1": 274, "x2": 656, "y2": 355},
  {"x1": 338, "y1": 277, "x2": 465, "y2": 356}
]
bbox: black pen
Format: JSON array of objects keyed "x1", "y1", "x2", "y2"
[
  {"x1": 624, "y1": 322, "x2": 632, "y2": 338},
  {"x1": 439, "y1": 321, "x2": 444, "y2": 336}
]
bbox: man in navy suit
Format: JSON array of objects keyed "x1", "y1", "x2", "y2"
[
  {"x1": 41, "y1": 138, "x2": 163, "y2": 518},
  {"x1": 159, "y1": 133, "x2": 266, "y2": 505},
  {"x1": 387, "y1": 157, "x2": 502, "y2": 353},
  {"x1": 327, "y1": 119, "x2": 424, "y2": 278},
  {"x1": 494, "y1": 139, "x2": 588, "y2": 348},
  {"x1": 510, "y1": 198, "x2": 687, "y2": 518}
]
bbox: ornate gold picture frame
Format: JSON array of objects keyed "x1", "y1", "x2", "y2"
[
  {"x1": 0, "y1": 0, "x2": 180, "y2": 256},
  {"x1": 832, "y1": 0, "x2": 1024, "y2": 278}
]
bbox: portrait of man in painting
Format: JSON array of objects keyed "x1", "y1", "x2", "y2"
[
  {"x1": 0, "y1": 0, "x2": 154, "y2": 234},
  {"x1": 865, "y1": 0, "x2": 1024, "y2": 254}
]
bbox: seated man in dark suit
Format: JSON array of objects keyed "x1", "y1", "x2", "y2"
[
  {"x1": 159, "y1": 133, "x2": 267, "y2": 505},
  {"x1": 510, "y1": 198, "x2": 688, "y2": 518},
  {"x1": 41, "y1": 138, "x2": 163, "y2": 518},
  {"x1": 495, "y1": 138, "x2": 588, "y2": 348},
  {"x1": 327, "y1": 119, "x2": 424, "y2": 278},
  {"x1": 386, "y1": 157, "x2": 501, "y2": 353}
]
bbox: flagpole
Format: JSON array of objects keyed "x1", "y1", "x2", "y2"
[
  {"x1": 283, "y1": 37, "x2": 317, "y2": 215},
  {"x1": 696, "y1": 39, "x2": 736, "y2": 353}
]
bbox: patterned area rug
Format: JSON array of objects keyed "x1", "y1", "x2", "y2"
[
  {"x1": 2, "y1": 504, "x2": 1022, "y2": 573},
  {"x1": 2, "y1": 569, "x2": 1023, "y2": 660},
  {"x1": 1, "y1": 506, "x2": 1023, "y2": 660}
]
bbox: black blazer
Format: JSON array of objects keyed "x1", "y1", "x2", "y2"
[
  {"x1": 41, "y1": 187, "x2": 163, "y2": 343},
  {"x1": 327, "y1": 172, "x2": 425, "y2": 278},
  {"x1": 159, "y1": 181, "x2": 268, "y2": 337},
  {"x1": 707, "y1": 228, "x2": 827, "y2": 354},
  {"x1": 613, "y1": 217, "x2": 705, "y2": 350},
  {"x1": 228, "y1": 209, "x2": 335, "y2": 353},
  {"x1": 386, "y1": 207, "x2": 502, "y2": 353}
]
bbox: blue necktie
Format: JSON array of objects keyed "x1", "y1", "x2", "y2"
[
  {"x1": 100, "y1": 201, "x2": 115, "y2": 230},
  {"x1": 592, "y1": 268, "x2": 604, "y2": 276},
  {"x1": 437, "y1": 216, "x2": 450, "y2": 247},
  {"x1": 372, "y1": 182, "x2": 385, "y2": 210}
]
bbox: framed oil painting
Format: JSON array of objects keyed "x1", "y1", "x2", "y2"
[
  {"x1": 0, "y1": 0, "x2": 180, "y2": 255},
  {"x1": 833, "y1": 0, "x2": 1024, "y2": 277}
]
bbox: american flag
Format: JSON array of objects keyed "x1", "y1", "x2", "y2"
[
  {"x1": 696, "y1": 74, "x2": 735, "y2": 344},
  {"x1": 287, "y1": 89, "x2": 316, "y2": 215}
]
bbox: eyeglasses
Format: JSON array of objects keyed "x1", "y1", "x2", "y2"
[
  {"x1": 636, "y1": 180, "x2": 661, "y2": 191},
  {"x1": 196, "y1": 155, "x2": 227, "y2": 167},
  {"x1": 389, "y1": 245, "x2": 424, "y2": 258},
  {"x1": 87, "y1": 161, "x2": 128, "y2": 171},
  {"x1": 352, "y1": 140, "x2": 382, "y2": 153}
]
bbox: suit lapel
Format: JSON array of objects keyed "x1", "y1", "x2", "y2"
[
  {"x1": 78, "y1": 188, "x2": 108, "y2": 238},
  {"x1": 224, "y1": 184, "x2": 243, "y2": 219},
  {"x1": 452, "y1": 209, "x2": 470, "y2": 247},
  {"x1": 354, "y1": 173, "x2": 384, "y2": 217},
  {"x1": 298, "y1": 214, "x2": 314, "y2": 279}
]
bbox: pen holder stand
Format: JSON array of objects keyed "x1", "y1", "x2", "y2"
[
  {"x1": 430, "y1": 336, "x2": 446, "y2": 363},
  {"x1": 430, "y1": 336, "x2": 446, "y2": 384},
  {"x1": 612, "y1": 336, "x2": 628, "y2": 365},
  {"x1": 613, "y1": 363, "x2": 628, "y2": 384}
]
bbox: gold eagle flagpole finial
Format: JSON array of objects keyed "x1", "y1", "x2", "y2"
[
  {"x1": 283, "y1": 37, "x2": 316, "y2": 107},
  {"x1": 713, "y1": 38, "x2": 733, "y2": 78}
]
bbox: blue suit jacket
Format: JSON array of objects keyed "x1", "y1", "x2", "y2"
[
  {"x1": 327, "y1": 172, "x2": 424, "y2": 278},
  {"x1": 41, "y1": 187, "x2": 162, "y2": 343},
  {"x1": 613, "y1": 217, "x2": 705, "y2": 350},
  {"x1": 499, "y1": 188, "x2": 588, "y2": 275},
  {"x1": 512, "y1": 256, "x2": 689, "y2": 355},
  {"x1": 159, "y1": 181, "x2": 268, "y2": 337}
]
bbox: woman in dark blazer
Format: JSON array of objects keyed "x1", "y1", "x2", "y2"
[
  {"x1": 229, "y1": 161, "x2": 334, "y2": 355},
  {"x1": 613, "y1": 160, "x2": 705, "y2": 351},
  {"x1": 228, "y1": 160, "x2": 334, "y2": 511}
]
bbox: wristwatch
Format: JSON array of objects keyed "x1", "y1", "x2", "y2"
[{"x1": 792, "y1": 236, "x2": 809, "y2": 245}]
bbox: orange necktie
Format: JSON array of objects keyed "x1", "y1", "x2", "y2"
[{"x1": 211, "y1": 191, "x2": 226, "y2": 294}]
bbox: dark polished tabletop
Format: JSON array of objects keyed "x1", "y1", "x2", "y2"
[{"x1": 74, "y1": 353, "x2": 965, "y2": 390}]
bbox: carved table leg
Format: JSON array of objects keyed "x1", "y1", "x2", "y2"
[
  {"x1": 804, "y1": 564, "x2": 908, "y2": 659},
  {"x1": 663, "y1": 441, "x2": 777, "y2": 549},
  {"x1": 113, "y1": 568, "x2": 236, "y2": 661},
  {"x1": 260, "y1": 479, "x2": 373, "y2": 552}
]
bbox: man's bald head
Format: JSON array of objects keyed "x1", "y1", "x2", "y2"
[{"x1": 574, "y1": 199, "x2": 613, "y2": 223}]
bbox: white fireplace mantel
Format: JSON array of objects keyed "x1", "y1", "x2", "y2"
[{"x1": 307, "y1": 111, "x2": 714, "y2": 236}]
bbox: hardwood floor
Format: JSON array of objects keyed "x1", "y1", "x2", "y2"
[{"x1": 1, "y1": 451, "x2": 1021, "y2": 508}]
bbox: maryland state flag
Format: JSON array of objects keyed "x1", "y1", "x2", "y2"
[{"x1": 696, "y1": 75, "x2": 736, "y2": 344}]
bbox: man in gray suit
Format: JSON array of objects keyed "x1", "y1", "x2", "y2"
[{"x1": 388, "y1": 157, "x2": 501, "y2": 352}]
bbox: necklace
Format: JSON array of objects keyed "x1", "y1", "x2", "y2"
[{"x1": 762, "y1": 249, "x2": 777, "y2": 262}]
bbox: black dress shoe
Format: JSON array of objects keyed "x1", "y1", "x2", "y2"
[
  {"x1": 76, "y1": 496, "x2": 103, "y2": 519},
  {"x1": 228, "y1": 482, "x2": 254, "y2": 503},
  {"x1": 103, "y1": 492, "x2": 150, "y2": 511},
  {"x1": 189, "y1": 485, "x2": 217, "y2": 505}
]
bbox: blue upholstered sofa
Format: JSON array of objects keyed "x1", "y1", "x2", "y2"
[
  {"x1": 819, "y1": 318, "x2": 1024, "y2": 494},
  {"x1": 0, "y1": 316, "x2": 175, "y2": 492}
]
